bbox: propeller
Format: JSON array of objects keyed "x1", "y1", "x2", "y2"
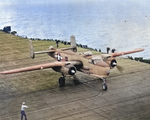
[
  {"x1": 111, "y1": 60, "x2": 124, "y2": 73},
  {"x1": 116, "y1": 65, "x2": 124, "y2": 73}
]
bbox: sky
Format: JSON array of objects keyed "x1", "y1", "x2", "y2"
[
  {"x1": 0, "y1": 0, "x2": 95, "y2": 5},
  {"x1": 0, "y1": 0, "x2": 148, "y2": 5},
  {"x1": 0, "y1": 0, "x2": 150, "y2": 9}
]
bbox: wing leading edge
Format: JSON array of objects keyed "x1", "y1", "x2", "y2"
[
  {"x1": 0, "y1": 62, "x2": 64, "y2": 74},
  {"x1": 111, "y1": 48, "x2": 144, "y2": 57},
  {"x1": 0, "y1": 61, "x2": 82, "y2": 74}
]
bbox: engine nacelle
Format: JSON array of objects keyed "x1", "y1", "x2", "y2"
[
  {"x1": 110, "y1": 59, "x2": 117, "y2": 68},
  {"x1": 105, "y1": 58, "x2": 117, "y2": 69},
  {"x1": 60, "y1": 64, "x2": 76, "y2": 75}
]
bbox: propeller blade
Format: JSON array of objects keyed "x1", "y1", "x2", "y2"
[{"x1": 116, "y1": 65, "x2": 124, "y2": 73}]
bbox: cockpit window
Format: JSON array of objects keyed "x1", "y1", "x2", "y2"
[
  {"x1": 93, "y1": 59, "x2": 101, "y2": 64},
  {"x1": 89, "y1": 56, "x2": 103, "y2": 65}
]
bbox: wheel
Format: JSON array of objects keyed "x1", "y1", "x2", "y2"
[
  {"x1": 102, "y1": 83, "x2": 107, "y2": 91},
  {"x1": 59, "y1": 77, "x2": 65, "y2": 87},
  {"x1": 73, "y1": 48, "x2": 77, "y2": 52}
]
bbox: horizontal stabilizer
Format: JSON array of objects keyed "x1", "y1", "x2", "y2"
[
  {"x1": 34, "y1": 50, "x2": 55, "y2": 54},
  {"x1": 29, "y1": 35, "x2": 77, "y2": 59},
  {"x1": 29, "y1": 40, "x2": 56, "y2": 59}
]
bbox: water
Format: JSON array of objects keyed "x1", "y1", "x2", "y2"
[{"x1": 0, "y1": 0, "x2": 150, "y2": 59}]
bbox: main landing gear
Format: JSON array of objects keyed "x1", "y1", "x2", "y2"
[
  {"x1": 59, "y1": 73, "x2": 66, "y2": 87},
  {"x1": 58, "y1": 74, "x2": 108, "y2": 91},
  {"x1": 58, "y1": 74, "x2": 79, "y2": 87},
  {"x1": 102, "y1": 78, "x2": 107, "y2": 91},
  {"x1": 59, "y1": 77, "x2": 65, "y2": 87}
]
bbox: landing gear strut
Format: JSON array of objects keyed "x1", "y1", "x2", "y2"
[
  {"x1": 59, "y1": 74, "x2": 65, "y2": 87},
  {"x1": 102, "y1": 78, "x2": 107, "y2": 91}
]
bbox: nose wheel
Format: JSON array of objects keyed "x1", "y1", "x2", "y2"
[
  {"x1": 102, "y1": 83, "x2": 107, "y2": 91},
  {"x1": 102, "y1": 78, "x2": 107, "y2": 91}
]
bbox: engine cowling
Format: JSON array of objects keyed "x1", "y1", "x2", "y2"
[
  {"x1": 60, "y1": 64, "x2": 76, "y2": 75},
  {"x1": 110, "y1": 59, "x2": 117, "y2": 68},
  {"x1": 105, "y1": 57, "x2": 117, "y2": 69}
]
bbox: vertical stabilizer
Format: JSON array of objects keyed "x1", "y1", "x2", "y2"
[
  {"x1": 29, "y1": 40, "x2": 35, "y2": 59},
  {"x1": 70, "y1": 35, "x2": 77, "y2": 52}
]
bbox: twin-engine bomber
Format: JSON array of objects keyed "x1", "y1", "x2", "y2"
[{"x1": 0, "y1": 35, "x2": 144, "y2": 91}]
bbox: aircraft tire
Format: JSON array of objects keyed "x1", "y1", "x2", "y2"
[
  {"x1": 59, "y1": 77, "x2": 65, "y2": 87},
  {"x1": 102, "y1": 83, "x2": 107, "y2": 91},
  {"x1": 73, "y1": 48, "x2": 77, "y2": 52}
]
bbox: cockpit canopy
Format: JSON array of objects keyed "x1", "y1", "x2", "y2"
[
  {"x1": 89, "y1": 55, "x2": 111, "y2": 67},
  {"x1": 89, "y1": 56, "x2": 103, "y2": 64}
]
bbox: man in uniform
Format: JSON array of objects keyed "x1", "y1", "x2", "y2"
[
  {"x1": 107, "y1": 47, "x2": 110, "y2": 53},
  {"x1": 21, "y1": 102, "x2": 28, "y2": 120},
  {"x1": 112, "y1": 48, "x2": 116, "y2": 53}
]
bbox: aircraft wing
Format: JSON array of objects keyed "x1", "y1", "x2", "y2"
[
  {"x1": 111, "y1": 48, "x2": 144, "y2": 57},
  {"x1": 0, "y1": 61, "x2": 82, "y2": 74}
]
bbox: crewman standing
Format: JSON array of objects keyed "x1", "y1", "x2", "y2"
[
  {"x1": 21, "y1": 102, "x2": 28, "y2": 120},
  {"x1": 112, "y1": 48, "x2": 116, "y2": 53},
  {"x1": 56, "y1": 40, "x2": 59, "y2": 47},
  {"x1": 107, "y1": 47, "x2": 110, "y2": 54}
]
